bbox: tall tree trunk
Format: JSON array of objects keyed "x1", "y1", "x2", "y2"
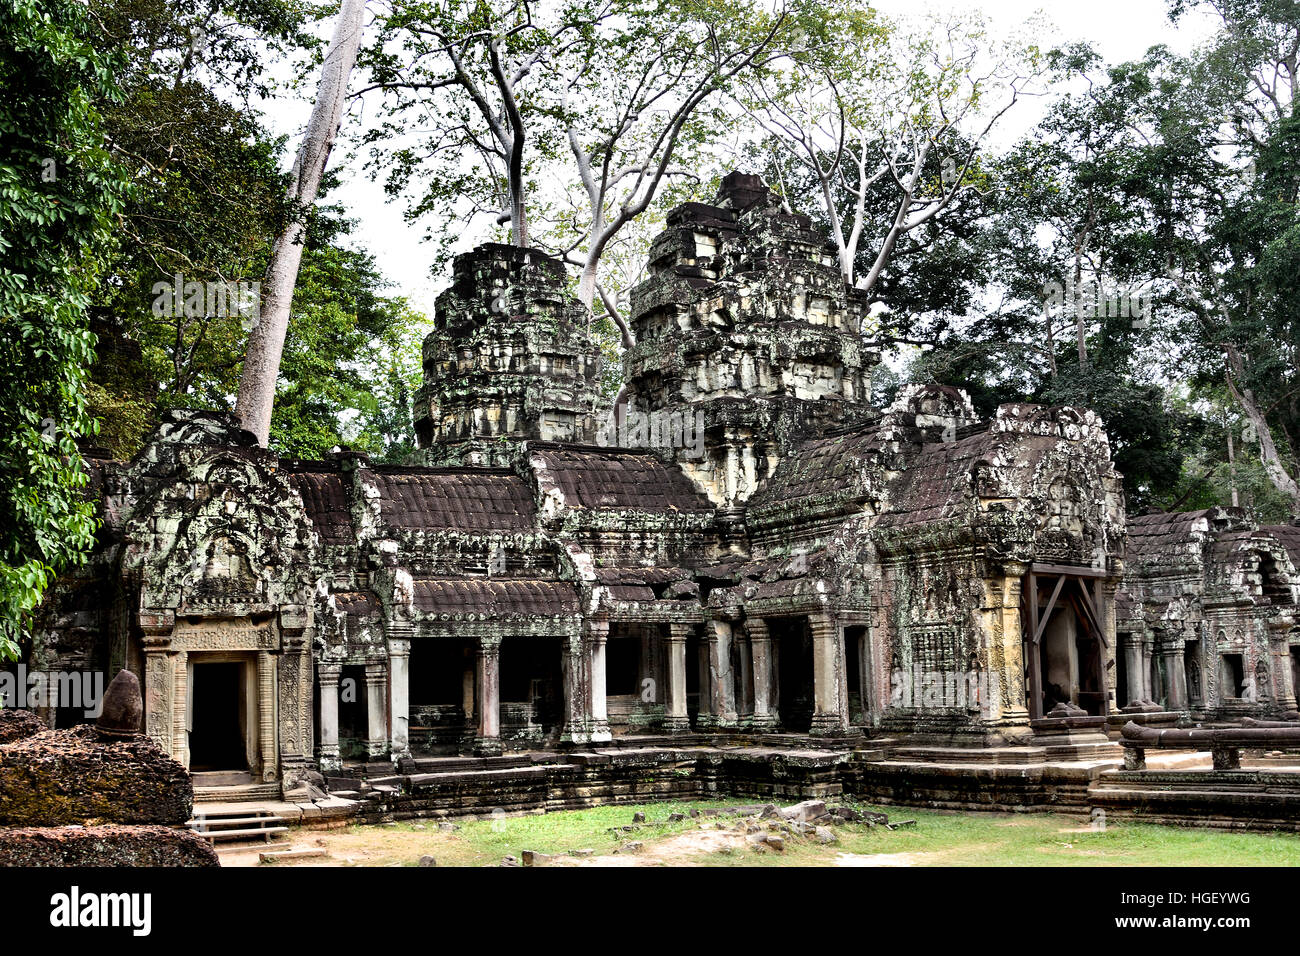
[
  {"x1": 235, "y1": 0, "x2": 367, "y2": 445},
  {"x1": 1224, "y1": 347, "x2": 1300, "y2": 512},
  {"x1": 1226, "y1": 420, "x2": 1240, "y2": 508}
]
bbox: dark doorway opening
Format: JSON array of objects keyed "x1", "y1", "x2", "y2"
[
  {"x1": 189, "y1": 661, "x2": 247, "y2": 772},
  {"x1": 774, "y1": 618, "x2": 814, "y2": 732},
  {"x1": 1221, "y1": 654, "x2": 1245, "y2": 698},
  {"x1": 500, "y1": 637, "x2": 564, "y2": 738},
  {"x1": 338, "y1": 663, "x2": 368, "y2": 760},
  {"x1": 1291, "y1": 648, "x2": 1300, "y2": 707},
  {"x1": 845, "y1": 625, "x2": 865, "y2": 721}
]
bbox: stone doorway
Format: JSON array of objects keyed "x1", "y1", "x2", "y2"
[
  {"x1": 773, "y1": 617, "x2": 814, "y2": 732},
  {"x1": 187, "y1": 657, "x2": 255, "y2": 773}
]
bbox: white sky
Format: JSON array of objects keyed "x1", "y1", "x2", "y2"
[{"x1": 261, "y1": 0, "x2": 1223, "y2": 314}]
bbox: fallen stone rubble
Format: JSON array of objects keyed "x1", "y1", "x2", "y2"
[{"x1": 512, "y1": 800, "x2": 915, "y2": 865}]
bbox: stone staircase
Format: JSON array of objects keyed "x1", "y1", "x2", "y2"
[
  {"x1": 187, "y1": 806, "x2": 290, "y2": 843},
  {"x1": 191, "y1": 771, "x2": 282, "y2": 803}
]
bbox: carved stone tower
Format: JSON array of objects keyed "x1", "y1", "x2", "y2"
[
  {"x1": 412, "y1": 244, "x2": 604, "y2": 467},
  {"x1": 622, "y1": 172, "x2": 877, "y2": 506}
]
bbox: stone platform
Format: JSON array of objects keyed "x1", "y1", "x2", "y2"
[
  {"x1": 299, "y1": 734, "x2": 1220, "y2": 822},
  {"x1": 1089, "y1": 755, "x2": 1300, "y2": 831}
]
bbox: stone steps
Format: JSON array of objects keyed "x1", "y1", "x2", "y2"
[
  {"x1": 193, "y1": 781, "x2": 282, "y2": 803},
  {"x1": 187, "y1": 807, "x2": 291, "y2": 843}
]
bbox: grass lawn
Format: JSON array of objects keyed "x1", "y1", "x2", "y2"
[{"x1": 267, "y1": 799, "x2": 1300, "y2": 867}]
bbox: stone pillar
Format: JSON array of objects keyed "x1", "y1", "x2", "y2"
[
  {"x1": 317, "y1": 662, "x2": 342, "y2": 772},
  {"x1": 1123, "y1": 633, "x2": 1146, "y2": 707},
  {"x1": 589, "y1": 619, "x2": 611, "y2": 742},
  {"x1": 173, "y1": 651, "x2": 190, "y2": 770},
  {"x1": 475, "y1": 638, "x2": 502, "y2": 755},
  {"x1": 363, "y1": 661, "x2": 387, "y2": 760},
  {"x1": 664, "y1": 623, "x2": 691, "y2": 733},
  {"x1": 808, "y1": 612, "x2": 850, "y2": 735},
  {"x1": 700, "y1": 619, "x2": 738, "y2": 728},
  {"x1": 745, "y1": 618, "x2": 778, "y2": 730},
  {"x1": 462, "y1": 648, "x2": 476, "y2": 730},
  {"x1": 1160, "y1": 641, "x2": 1188, "y2": 712},
  {"x1": 1269, "y1": 627, "x2": 1297, "y2": 712},
  {"x1": 257, "y1": 651, "x2": 277, "y2": 780},
  {"x1": 735, "y1": 630, "x2": 754, "y2": 720},
  {"x1": 143, "y1": 646, "x2": 173, "y2": 754},
  {"x1": 988, "y1": 571, "x2": 1027, "y2": 725},
  {"x1": 1140, "y1": 634, "x2": 1157, "y2": 702},
  {"x1": 387, "y1": 638, "x2": 411, "y2": 760},
  {"x1": 561, "y1": 635, "x2": 591, "y2": 745}
]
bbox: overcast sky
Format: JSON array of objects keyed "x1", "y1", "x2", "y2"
[{"x1": 262, "y1": 0, "x2": 1223, "y2": 314}]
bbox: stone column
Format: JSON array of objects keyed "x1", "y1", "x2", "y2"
[
  {"x1": 143, "y1": 646, "x2": 173, "y2": 754},
  {"x1": 735, "y1": 630, "x2": 754, "y2": 721},
  {"x1": 475, "y1": 638, "x2": 502, "y2": 755},
  {"x1": 173, "y1": 651, "x2": 190, "y2": 770},
  {"x1": 1160, "y1": 640, "x2": 1188, "y2": 712},
  {"x1": 663, "y1": 623, "x2": 691, "y2": 733},
  {"x1": 387, "y1": 638, "x2": 411, "y2": 760},
  {"x1": 589, "y1": 619, "x2": 611, "y2": 742},
  {"x1": 1140, "y1": 634, "x2": 1157, "y2": 702},
  {"x1": 987, "y1": 571, "x2": 1026, "y2": 724},
  {"x1": 700, "y1": 619, "x2": 738, "y2": 728},
  {"x1": 462, "y1": 648, "x2": 476, "y2": 731},
  {"x1": 257, "y1": 651, "x2": 277, "y2": 780},
  {"x1": 808, "y1": 612, "x2": 850, "y2": 735},
  {"x1": 745, "y1": 618, "x2": 778, "y2": 730},
  {"x1": 1123, "y1": 633, "x2": 1146, "y2": 707},
  {"x1": 363, "y1": 661, "x2": 387, "y2": 760},
  {"x1": 561, "y1": 635, "x2": 591, "y2": 745},
  {"x1": 1269, "y1": 626, "x2": 1297, "y2": 712},
  {"x1": 317, "y1": 662, "x2": 342, "y2": 772}
]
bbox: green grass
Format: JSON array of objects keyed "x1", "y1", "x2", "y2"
[{"x1": 302, "y1": 799, "x2": 1300, "y2": 867}]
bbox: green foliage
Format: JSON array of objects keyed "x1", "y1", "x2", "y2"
[{"x1": 0, "y1": 0, "x2": 129, "y2": 658}]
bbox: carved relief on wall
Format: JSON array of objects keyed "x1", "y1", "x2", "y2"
[
  {"x1": 172, "y1": 617, "x2": 277, "y2": 651},
  {"x1": 1043, "y1": 477, "x2": 1084, "y2": 534}
]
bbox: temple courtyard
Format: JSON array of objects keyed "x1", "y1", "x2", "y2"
[{"x1": 217, "y1": 799, "x2": 1300, "y2": 868}]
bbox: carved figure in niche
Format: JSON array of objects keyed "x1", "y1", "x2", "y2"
[
  {"x1": 1044, "y1": 477, "x2": 1083, "y2": 533},
  {"x1": 192, "y1": 535, "x2": 257, "y2": 595}
]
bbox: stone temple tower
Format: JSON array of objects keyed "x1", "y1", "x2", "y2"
[
  {"x1": 412, "y1": 243, "x2": 604, "y2": 467},
  {"x1": 622, "y1": 172, "x2": 877, "y2": 506}
]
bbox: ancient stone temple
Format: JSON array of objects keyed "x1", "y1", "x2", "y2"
[
  {"x1": 21, "y1": 172, "x2": 1300, "y2": 809},
  {"x1": 1118, "y1": 507, "x2": 1300, "y2": 718}
]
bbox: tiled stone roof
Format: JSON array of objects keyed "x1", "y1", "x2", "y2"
[
  {"x1": 411, "y1": 579, "x2": 579, "y2": 617},
  {"x1": 373, "y1": 470, "x2": 535, "y2": 531}
]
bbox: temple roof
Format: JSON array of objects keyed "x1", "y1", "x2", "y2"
[
  {"x1": 530, "y1": 446, "x2": 713, "y2": 513},
  {"x1": 371, "y1": 470, "x2": 535, "y2": 531},
  {"x1": 411, "y1": 578, "x2": 579, "y2": 617}
]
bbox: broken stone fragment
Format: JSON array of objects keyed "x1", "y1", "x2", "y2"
[
  {"x1": 632, "y1": 811, "x2": 646, "y2": 823},
  {"x1": 569, "y1": 848, "x2": 593, "y2": 857},
  {"x1": 667, "y1": 812, "x2": 685, "y2": 822},
  {"x1": 95, "y1": 669, "x2": 143, "y2": 739},
  {"x1": 779, "y1": 800, "x2": 827, "y2": 823},
  {"x1": 814, "y1": 826, "x2": 838, "y2": 844},
  {"x1": 418, "y1": 855, "x2": 437, "y2": 867},
  {"x1": 521, "y1": 849, "x2": 549, "y2": 866}
]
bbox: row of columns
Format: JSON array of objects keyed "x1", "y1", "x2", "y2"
[
  {"x1": 315, "y1": 613, "x2": 858, "y2": 767},
  {"x1": 1121, "y1": 629, "x2": 1299, "y2": 714}
]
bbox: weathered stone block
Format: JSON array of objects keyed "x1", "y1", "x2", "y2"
[
  {"x1": 0, "y1": 725, "x2": 193, "y2": 826},
  {"x1": 0, "y1": 825, "x2": 218, "y2": 867}
]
